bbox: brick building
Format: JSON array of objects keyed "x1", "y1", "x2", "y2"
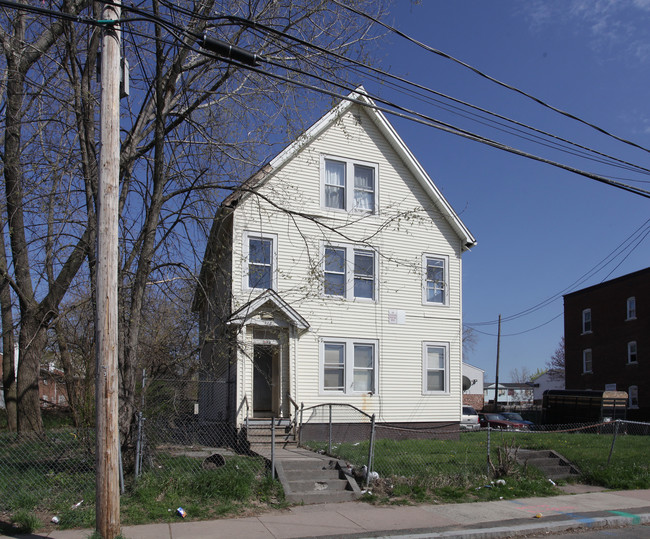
[{"x1": 564, "y1": 267, "x2": 650, "y2": 421}]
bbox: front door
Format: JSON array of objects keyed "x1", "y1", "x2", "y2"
[{"x1": 253, "y1": 344, "x2": 275, "y2": 416}]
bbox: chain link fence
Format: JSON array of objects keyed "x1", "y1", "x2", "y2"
[
  {"x1": 0, "y1": 428, "x2": 95, "y2": 514},
  {"x1": 2, "y1": 380, "x2": 649, "y2": 519}
]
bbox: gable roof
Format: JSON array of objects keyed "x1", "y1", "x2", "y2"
[
  {"x1": 221, "y1": 88, "x2": 476, "y2": 250},
  {"x1": 228, "y1": 289, "x2": 310, "y2": 330}
]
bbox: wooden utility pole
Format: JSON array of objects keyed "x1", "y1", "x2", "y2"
[
  {"x1": 96, "y1": 1, "x2": 121, "y2": 537},
  {"x1": 494, "y1": 314, "x2": 501, "y2": 412}
]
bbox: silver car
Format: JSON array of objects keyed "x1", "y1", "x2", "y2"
[{"x1": 461, "y1": 405, "x2": 480, "y2": 431}]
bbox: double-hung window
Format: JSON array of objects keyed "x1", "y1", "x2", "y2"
[
  {"x1": 627, "y1": 297, "x2": 636, "y2": 320},
  {"x1": 321, "y1": 338, "x2": 378, "y2": 394},
  {"x1": 629, "y1": 386, "x2": 639, "y2": 409},
  {"x1": 583, "y1": 349, "x2": 593, "y2": 374},
  {"x1": 423, "y1": 342, "x2": 449, "y2": 394},
  {"x1": 423, "y1": 255, "x2": 448, "y2": 305},
  {"x1": 628, "y1": 341, "x2": 638, "y2": 364},
  {"x1": 582, "y1": 309, "x2": 592, "y2": 334},
  {"x1": 323, "y1": 244, "x2": 375, "y2": 300},
  {"x1": 243, "y1": 232, "x2": 277, "y2": 291},
  {"x1": 322, "y1": 156, "x2": 376, "y2": 212}
]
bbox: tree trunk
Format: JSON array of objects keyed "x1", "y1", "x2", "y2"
[
  {"x1": 0, "y1": 234, "x2": 17, "y2": 430},
  {"x1": 16, "y1": 314, "x2": 46, "y2": 433}
]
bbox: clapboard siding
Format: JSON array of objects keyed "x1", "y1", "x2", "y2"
[{"x1": 218, "y1": 99, "x2": 473, "y2": 425}]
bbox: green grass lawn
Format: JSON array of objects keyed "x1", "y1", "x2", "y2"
[
  {"x1": 0, "y1": 428, "x2": 285, "y2": 531},
  {"x1": 306, "y1": 429, "x2": 650, "y2": 504},
  {"x1": 1, "y1": 426, "x2": 648, "y2": 532}
]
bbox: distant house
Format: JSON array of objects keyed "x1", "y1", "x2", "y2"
[
  {"x1": 531, "y1": 369, "x2": 564, "y2": 403},
  {"x1": 193, "y1": 88, "x2": 476, "y2": 434},
  {"x1": 462, "y1": 362, "x2": 484, "y2": 410},
  {"x1": 39, "y1": 364, "x2": 68, "y2": 407},
  {"x1": 0, "y1": 355, "x2": 68, "y2": 409},
  {"x1": 564, "y1": 267, "x2": 650, "y2": 420},
  {"x1": 484, "y1": 382, "x2": 533, "y2": 408}
]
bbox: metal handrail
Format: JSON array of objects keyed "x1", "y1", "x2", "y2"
[
  {"x1": 286, "y1": 393, "x2": 301, "y2": 443},
  {"x1": 235, "y1": 395, "x2": 249, "y2": 423},
  {"x1": 300, "y1": 402, "x2": 374, "y2": 420}
]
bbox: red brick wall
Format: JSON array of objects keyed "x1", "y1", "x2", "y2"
[{"x1": 463, "y1": 394, "x2": 484, "y2": 411}]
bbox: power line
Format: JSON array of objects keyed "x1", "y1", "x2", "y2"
[
  {"x1": 465, "y1": 217, "x2": 650, "y2": 328},
  {"x1": 332, "y1": 0, "x2": 650, "y2": 157},
  {"x1": 5, "y1": 0, "x2": 650, "y2": 199}
]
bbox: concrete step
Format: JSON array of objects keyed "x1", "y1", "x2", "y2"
[
  {"x1": 516, "y1": 449, "x2": 580, "y2": 479},
  {"x1": 284, "y1": 490, "x2": 359, "y2": 504},
  {"x1": 280, "y1": 458, "x2": 339, "y2": 472},
  {"x1": 274, "y1": 456, "x2": 362, "y2": 505},
  {"x1": 283, "y1": 468, "x2": 341, "y2": 481},
  {"x1": 287, "y1": 478, "x2": 351, "y2": 492}
]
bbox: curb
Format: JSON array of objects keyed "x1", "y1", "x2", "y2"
[{"x1": 299, "y1": 511, "x2": 650, "y2": 539}]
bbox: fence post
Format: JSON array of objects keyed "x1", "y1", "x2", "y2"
[
  {"x1": 607, "y1": 419, "x2": 620, "y2": 466},
  {"x1": 328, "y1": 404, "x2": 333, "y2": 454},
  {"x1": 486, "y1": 426, "x2": 491, "y2": 477},
  {"x1": 135, "y1": 411, "x2": 143, "y2": 479},
  {"x1": 298, "y1": 403, "x2": 304, "y2": 447},
  {"x1": 366, "y1": 413, "x2": 376, "y2": 490},
  {"x1": 271, "y1": 417, "x2": 276, "y2": 480}
]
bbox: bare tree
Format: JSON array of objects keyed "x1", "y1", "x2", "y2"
[
  {"x1": 1, "y1": 0, "x2": 95, "y2": 433},
  {"x1": 462, "y1": 326, "x2": 478, "y2": 361},
  {"x1": 1, "y1": 0, "x2": 386, "y2": 438},
  {"x1": 546, "y1": 336, "x2": 565, "y2": 379},
  {"x1": 510, "y1": 367, "x2": 532, "y2": 384}
]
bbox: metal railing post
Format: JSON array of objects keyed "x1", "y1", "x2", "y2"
[
  {"x1": 328, "y1": 404, "x2": 333, "y2": 454},
  {"x1": 607, "y1": 419, "x2": 620, "y2": 466},
  {"x1": 271, "y1": 417, "x2": 276, "y2": 480},
  {"x1": 366, "y1": 413, "x2": 376, "y2": 489},
  {"x1": 299, "y1": 403, "x2": 304, "y2": 447},
  {"x1": 486, "y1": 426, "x2": 491, "y2": 476},
  {"x1": 134, "y1": 411, "x2": 143, "y2": 479}
]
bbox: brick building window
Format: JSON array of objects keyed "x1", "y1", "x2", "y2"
[
  {"x1": 582, "y1": 309, "x2": 592, "y2": 333},
  {"x1": 582, "y1": 349, "x2": 592, "y2": 374}
]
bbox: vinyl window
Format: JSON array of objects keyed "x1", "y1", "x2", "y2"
[
  {"x1": 323, "y1": 244, "x2": 376, "y2": 300},
  {"x1": 243, "y1": 232, "x2": 277, "y2": 291},
  {"x1": 423, "y1": 342, "x2": 449, "y2": 394},
  {"x1": 628, "y1": 341, "x2": 638, "y2": 364},
  {"x1": 322, "y1": 156, "x2": 377, "y2": 213},
  {"x1": 582, "y1": 349, "x2": 593, "y2": 374},
  {"x1": 582, "y1": 309, "x2": 592, "y2": 334},
  {"x1": 627, "y1": 297, "x2": 636, "y2": 320},
  {"x1": 423, "y1": 255, "x2": 449, "y2": 305},
  {"x1": 321, "y1": 338, "x2": 378, "y2": 394}
]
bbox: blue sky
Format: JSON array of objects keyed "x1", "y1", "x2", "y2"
[{"x1": 363, "y1": 0, "x2": 650, "y2": 381}]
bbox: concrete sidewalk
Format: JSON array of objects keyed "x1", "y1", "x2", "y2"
[{"x1": 7, "y1": 487, "x2": 650, "y2": 539}]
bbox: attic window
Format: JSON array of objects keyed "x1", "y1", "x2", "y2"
[{"x1": 322, "y1": 156, "x2": 376, "y2": 213}]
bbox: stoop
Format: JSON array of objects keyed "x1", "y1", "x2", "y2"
[
  {"x1": 274, "y1": 456, "x2": 362, "y2": 504},
  {"x1": 516, "y1": 449, "x2": 581, "y2": 480}
]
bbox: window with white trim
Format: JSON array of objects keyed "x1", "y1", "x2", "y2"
[
  {"x1": 582, "y1": 309, "x2": 592, "y2": 334},
  {"x1": 627, "y1": 297, "x2": 636, "y2": 320},
  {"x1": 322, "y1": 156, "x2": 377, "y2": 212},
  {"x1": 321, "y1": 338, "x2": 378, "y2": 394},
  {"x1": 423, "y1": 255, "x2": 448, "y2": 305},
  {"x1": 629, "y1": 386, "x2": 639, "y2": 409},
  {"x1": 582, "y1": 349, "x2": 592, "y2": 374},
  {"x1": 243, "y1": 232, "x2": 277, "y2": 291},
  {"x1": 628, "y1": 341, "x2": 638, "y2": 364},
  {"x1": 323, "y1": 244, "x2": 375, "y2": 300},
  {"x1": 423, "y1": 342, "x2": 449, "y2": 393}
]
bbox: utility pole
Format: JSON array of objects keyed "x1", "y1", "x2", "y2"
[
  {"x1": 96, "y1": 1, "x2": 121, "y2": 537},
  {"x1": 494, "y1": 314, "x2": 501, "y2": 412}
]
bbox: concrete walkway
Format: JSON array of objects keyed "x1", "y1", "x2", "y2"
[{"x1": 8, "y1": 486, "x2": 650, "y2": 539}]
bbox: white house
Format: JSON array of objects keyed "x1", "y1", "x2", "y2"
[
  {"x1": 532, "y1": 370, "x2": 565, "y2": 403},
  {"x1": 193, "y1": 89, "x2": 476, "y2": 432},
  {"x1": 462, "y1": 362, "x2": 485, "y2": 410}
]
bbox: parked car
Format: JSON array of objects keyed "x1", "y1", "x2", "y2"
[
  {"x1": 500, "y1": 412, "x2": 535, "y2": 429},
  {"x1": 460, "y1": 406, "x2": 480, "y2": 431},
  {"x1": 478, "y1": 413, "x2": 529, "y2": 430}
]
